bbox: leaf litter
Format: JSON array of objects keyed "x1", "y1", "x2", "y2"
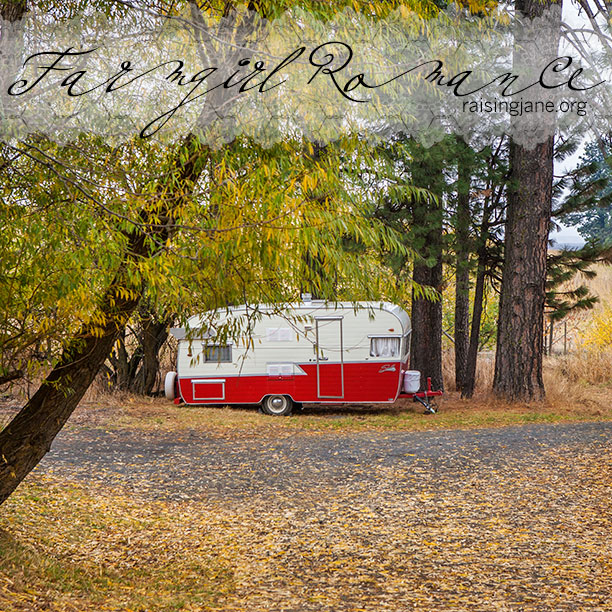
[{"x1": 1, "y1": 422, "x2": 611, "y2": 611}]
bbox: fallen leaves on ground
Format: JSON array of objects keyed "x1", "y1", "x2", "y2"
[{"x1": 1, "y1": 438, "x2": 611, "y2": 611}]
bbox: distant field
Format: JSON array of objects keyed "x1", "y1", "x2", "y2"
[{"x1": 556, "y1": 262, "x2": 612, "y2": 351}]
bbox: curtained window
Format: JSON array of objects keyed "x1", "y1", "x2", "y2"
[
  {"x1": 369, "y1": 337, "x2": 400, "y2": 358},
  {"x1": 202, "y1": 345, "x2": 232, "y2": 362}
]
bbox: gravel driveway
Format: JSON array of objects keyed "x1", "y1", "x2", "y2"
[
  {"x1": 36, "y1": 421, "x2": 612, "y2": 502},
  {"x1": 19, "y1": 420, "x2": 612, "y2": 611}
]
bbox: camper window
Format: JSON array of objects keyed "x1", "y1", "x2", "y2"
[
  {"x1": 202, "y1": 344, "x2": 232, "y2": 362},
  {"x1": 369, "y1": 337, "x2": 400, "y2": 358},
  {"x1": 401, "y1": 332, "x2": 411, "y2": 359}
]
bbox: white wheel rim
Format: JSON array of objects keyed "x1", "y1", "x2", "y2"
[{"x1": 267, "y1": 396, "x2": 287, "y2": 414}]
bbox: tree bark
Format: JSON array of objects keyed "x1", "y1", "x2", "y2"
[
  {"x1": 462, "y1": 191, "x2": 496, "y2": 399},
  {"x1": 0, "y1": 136, "x2": 208, "y2": 505},
  {"x1": 0, "y1": 250, "x2": 144, "y2": 505},
  {"x1": 454, "y1": 142, "x2": 471, "y2": 391},
  {"x1": 135, "y1": 314, "x2": 172, "y2": 395},
  {"x1": 493, "y1": 136, "x2": 555, "y2": 400},
  {"x1": 461, "y1": 254, "x2": 487, "y2": 399},
  {"x1": 109, "y1": 329, "x2": 132, "y2": 390},
  {"x1": 411, "y1": 258, "x2": 444, "y2": 391},
  {"x1": 0, "y1": 1, "x2": 26, "y2": 21},
  {"x1": 409, "y1": 146, "x2": 444, "y2": 392},
  {"x1": 104, "y1": 310, "x2": 172, "y2": 396},
  {"x1": 493, "y1": 0, "x2": 561, "y2": 401}
]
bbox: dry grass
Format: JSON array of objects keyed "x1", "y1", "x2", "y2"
[
  {"x1": 586, "y1": 262, "x2": 612, "y2": 301},
  {"x1": 442, "y1": 350, "x2": 495, "y2": 392},
  {"x1": 542, "y1": 261, "x2": 612, "y2": 401},
  {"x1": 549, "y1": 349, "x2": 612, "y2": 386},
  {"x1": 3, "y1": 265, "x2": 611, "y2": 437},
  {"x1": 553, "y1": 263, "x2": 612, "y2": 351},
  {"x1": 3, "y1": 351, "x2": 610, "y2": 440},
  {"x1": 3, "y1": 339, "x2": 609, "y2": 437},
  {"x1": 44, "y1": 378, "x2": 611, "y2": 439}
]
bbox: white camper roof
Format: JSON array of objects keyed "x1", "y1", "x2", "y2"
[{"x1": 171, "y1": 301, "x2": 411, "y2": 339}]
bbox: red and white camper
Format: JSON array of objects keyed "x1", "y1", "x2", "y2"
[{"x1": 164, "y1": 301, "x2": 441, "y2": 415}]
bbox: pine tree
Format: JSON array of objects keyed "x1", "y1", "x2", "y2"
[
  {"x1": 493, "y1": 0, "x2": 563, "y2": 401},
  {"x1": 561, "y1": 140, "x2": 612, "y2": 248}
]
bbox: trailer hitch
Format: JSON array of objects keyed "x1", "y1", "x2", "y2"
[
  {"x1": 399, "y1": 377, "x2": 442, "y2": 414},
  {"x1": 412, "y1": 393, "x2": 437, "y2": 415}
]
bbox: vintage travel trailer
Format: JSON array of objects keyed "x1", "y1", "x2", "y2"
[{"x1": 164, "y1": 301, "x2": 441, "y2": 415}]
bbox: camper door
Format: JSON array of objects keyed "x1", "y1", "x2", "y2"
[{"x1": 315, "y1": 316, "x2": 344, "y2": 398}]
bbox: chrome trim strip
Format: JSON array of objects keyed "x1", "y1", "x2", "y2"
[{"x1": 192, "y1": 378, "x2": 226, "y2": 401}]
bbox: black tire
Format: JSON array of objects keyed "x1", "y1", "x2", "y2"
[{"x1": 261, "y1": 395, "x2": 293, "y2": 416}]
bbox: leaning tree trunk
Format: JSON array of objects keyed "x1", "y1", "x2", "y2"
[
  {"x1": 493, "y1": 0, "x2": 561, "y2": 401},
  {"x1": 0, "y1": 241, "x2": 145, "y2": 505},
  {"x1": 0, "y1": 2, "x2": 260, "y2": 506},
  {"x1": 0, "y1": 136, "x2": 207, "y2": 505}
]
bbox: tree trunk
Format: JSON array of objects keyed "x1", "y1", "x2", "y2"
[
  {"x1": 493, "y1": 0, "x2": 561, "y2": 401},
  {"x1": 409, "y1": 144, "x2": 444, "y2": 392},
  {"x1": 134, "y1": 315, "x2": 171, "y2": 395},
  {"x1": 411, "y1": 258, "x2": 444, "y2": 391},
  {"x1": 104, "y1": 311, "x2": 172, "y2": 396},
  {"x1": 0, "y1": 262, "x2": 143, "y2": 505},
  {"x1": 109, "y1": 330, "x2": 132, "y2": 390},
  {"x1": 0, "y1": 136, "x2": 208, "y2": 506},
  {"x1": 454, "y1": 142, "x2": 471, "y2": 391},
  {"x1": 462, "y1": 193, "x2": 495, "y2": 399},
  {"x1": 493, "y1": 137, "x2": 554, "y2": 400},
  {"x1": 0, "y1": 1, "x2": 26, "y2": 21},
  {"x1": 461, "y1": 255, "x2": 487, "y2": 399}
]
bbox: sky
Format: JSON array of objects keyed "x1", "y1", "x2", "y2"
[{"x1": 547, "y1": 1, "x2": 596, "y2": 249}]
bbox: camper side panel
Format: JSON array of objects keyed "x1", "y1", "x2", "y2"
[{"x1": 177, "y1": 305, "x2": 410, "y2": 404}]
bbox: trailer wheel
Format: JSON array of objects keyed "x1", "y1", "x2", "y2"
[{"x1": 262, "y1": 395, "x2": 293, "y2": 416}]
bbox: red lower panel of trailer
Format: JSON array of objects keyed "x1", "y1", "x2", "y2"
[{"x1": 178, "y1": 361, "x2": 406, "y2": 404}]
